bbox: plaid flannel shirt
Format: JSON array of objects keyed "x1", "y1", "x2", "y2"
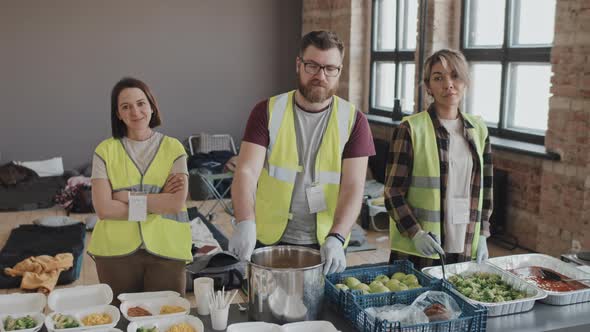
[{"x1": 385, "y1": 105, "x2": 493, "y2": 263}]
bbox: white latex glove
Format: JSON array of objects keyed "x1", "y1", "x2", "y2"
[
  {"x1": 476, "y1": 235, "x2": 489, "y2": 263},
  {"x1": 412, "y1": 230, "x2": 444, "y2": 257},
  {"x1": 320, "y1": 236, "x2": 346, "y2": 275},
  {"x1": 228, "y1": 219, "x2": 257, "y2": 261}
]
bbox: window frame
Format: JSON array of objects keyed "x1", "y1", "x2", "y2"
[
  {"x1": 369, "y1": 0, "x2": 417, "y2": 120},
  {"x1": 460, "y1": 0, "x2": 553, "y2": 145}
]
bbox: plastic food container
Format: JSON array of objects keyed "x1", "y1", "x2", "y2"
[
  {"x1": 226, "y1": 321, "x2": 339, "y2": 332},
  {"x1": 325, "y1": 261, "x2": 432, "y2": 317},
  {"x1": 489, "y1": 254, "x2": 590, "y2": 305},
  {"x1": 118, "y1": 291, "x2": 190, "y2": 322},
  {"x1": 126, "y1": 315, "x2": 204, "y2": 332},
  {"x1": 45, "y1": 284, "x2": 120, "y2": 332},
  {"x1": 422, "y1": 261, "x2": 547, "y2": 316},
  {"x1": 0, "y1": 293, "x2": 46, "y2": 332},
  {"x1": 346, "y1": 280, "x2": 486, "y2": 332}
]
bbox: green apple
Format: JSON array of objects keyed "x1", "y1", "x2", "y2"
[
  {"x1": 335, "y1": 283, "x2": 349, "y2": 291},
  {"x1": 402, "y1": 274, "x2": 419, "y2": 285},
  {"x1": 374, "y1": 274, "x2": 390, "y2": 284},
  {"x1": 408, "y1": 284, "x2": 422, "y2": 290},
  {"x1": 391, "y1": 272, "x2": 406, "y2": 281},
  {"x1": 361, "y1": 289, "x2": 371, "y2": 295},
  {"x1": 353, "y1": 283, "x2": 370, "y2": 292},
  {"x1": 372, "y1": 284, "x2": 390, "y2": 293},
  {"x1": 369, "y1": 280, "x2": 384, "y2": 293},
  {"x1": 385, "y1": 279, "x2": 401, "y2": 291},
  {"x1": 389, "y1": 283, "x2": 409, "y2": 292},
  {"x1": 344, "y1": 277, "x2": 361, "y2": 288}
]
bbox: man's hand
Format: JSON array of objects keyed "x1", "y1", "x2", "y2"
[
  {"x1": 162, "y1": 174, "x2": 185, "y2": 194},
  {"x1": 320, "y1": 236, "x2": 346, "y2": 275},
  {"x1": 228, "y1": 220, "x2": 257, "y2": 261}
]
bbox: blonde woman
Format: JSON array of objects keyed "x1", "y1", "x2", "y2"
[{"x1": 385, "y1": 49, "x2": 493, "y2": 269}]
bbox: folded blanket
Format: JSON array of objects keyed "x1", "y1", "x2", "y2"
[{"x1": 4, "y1": 253, "x2": 73, "y2": 294}]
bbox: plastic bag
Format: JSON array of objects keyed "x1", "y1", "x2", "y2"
[
  {"x1": 365, "y1": 304, "x2": 429, "y2": 326},
  {"x1": 411, "y1": 291, "x2": 462, "y2": 322}
]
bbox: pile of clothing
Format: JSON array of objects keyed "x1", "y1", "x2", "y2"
[
  {"x1": 54, "y1": 176, "x2": 93, "y2": 213},
  {"x1": 4, "y1": 253, "x2": 73, "y2": 294}
]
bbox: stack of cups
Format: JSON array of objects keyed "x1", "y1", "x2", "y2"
[{"x1": 193, "y1": 277, "x2": 214, "y2": 315}]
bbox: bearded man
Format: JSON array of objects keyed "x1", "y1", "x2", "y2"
[{"x1": 228, "y1": 30, "x2": 375, "y2": 275}]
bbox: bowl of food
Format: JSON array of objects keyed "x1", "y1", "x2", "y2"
[
  {"x1": 423, "y1": 261, "x2": 547, "y2": 316},
  {"x1": 118, "y1": 292, "x2": 190, "y2": 322},
  {"x1": 0, "y1": 293, "x2": 46, "y2": 332},
  {"x1": 45, "y1": 284, "x2": 120, "y2": 332}
]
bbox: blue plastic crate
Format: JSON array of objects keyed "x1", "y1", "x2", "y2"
[
  {"x1": 325, "y1": 260, "x2": 433, "y2": 317},
  {"x1": 347, "y1": 280, "x2": 487, "y2": 332}
]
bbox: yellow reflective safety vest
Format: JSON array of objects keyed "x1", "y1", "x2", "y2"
[
  {"x1": 255, "y1": 90, "x2": 356, "y2": 246},
  {"x1": 88, "y1": 136, "x2": 192, "y2": 261},
  {"x1": 389, "y1": 111, "x2": 488, "y2": 259}
]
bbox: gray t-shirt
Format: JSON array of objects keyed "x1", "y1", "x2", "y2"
[
  {"x1": 91, "y1": 132, "x2": 188, "y2": 180},
  {"x1": 280, "y1": 104, "x2": 334, "y2": 245}
]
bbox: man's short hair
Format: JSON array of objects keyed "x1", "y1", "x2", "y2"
[{"x1": 300, "y1": 30, "x2": 345, "y2": 57}]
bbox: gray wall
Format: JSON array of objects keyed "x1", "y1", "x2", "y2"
[{"x1": 0, "y1": 0, "x2": 302, "y2": 169}]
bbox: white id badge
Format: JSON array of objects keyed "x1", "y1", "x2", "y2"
[
  {"x1": 128, "y1": 192, "x2": 147, "y2": 222},
  {"x1": 451, "y1": 198, "x2": 470, "y2": 224},
  {"x1": 306, "y1": 185, "x2": 327, "y2": 214}
]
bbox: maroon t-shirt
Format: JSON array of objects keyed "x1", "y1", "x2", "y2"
[{"x1": 242, "y1": 99, "x2": 376, "y2": 158}]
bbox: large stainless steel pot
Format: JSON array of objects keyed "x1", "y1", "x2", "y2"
[{"x1": 248, "y1": 246, "x2": 324, "y2": 323}]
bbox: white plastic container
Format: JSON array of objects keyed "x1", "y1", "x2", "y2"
[
  {"x1": 226, "y1": 321, "x2": 339, "y2": 332},
  {"x1": 0, "y1": 293, "x2": 46, "y2": 332},
  {"x1": 45, "y1": 284, "x2": 120, "y2": 332},
  {"x1": 118, "y1": 291, "x2": 190, "y2": 322},
  {"x1": 126, "y1": 315, "x2": 204, "y2": 332}
]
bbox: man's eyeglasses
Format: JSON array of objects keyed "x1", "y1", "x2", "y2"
[{"x1": 299, "y1": 58, "x2": 342, "y2": 77}]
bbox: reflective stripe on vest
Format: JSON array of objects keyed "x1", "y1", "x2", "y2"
[
  {"x1": 389, "y1": 111, "x2": 487, "y2": 259},
  {"x1": 256, "y1": 90, "x2": 356, "y2": 245},
  {"x1": 88, "y1": 136, "x2": 192, "y2": 261}
]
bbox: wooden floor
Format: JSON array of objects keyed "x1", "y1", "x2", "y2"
[{"x1": 0, "y1": 200, "x2": 527, "y2": 307}]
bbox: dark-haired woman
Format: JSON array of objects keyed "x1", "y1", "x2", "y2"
[{"x1": 88, "y1": 77, "x2": 191, "y2": 300}]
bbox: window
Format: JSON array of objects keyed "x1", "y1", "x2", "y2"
[
  {"x1": 461, "y1": 0, "x2": 556, "y2": 144},
  {"x1": 370, "y1": 0, "x2": 419, "y2": 118}
]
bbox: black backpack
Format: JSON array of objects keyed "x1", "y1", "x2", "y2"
[{"x1": 185, "y1": 251, "x2": 245, "y2": 291}]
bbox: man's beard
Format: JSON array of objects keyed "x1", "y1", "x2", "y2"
[{"x1": 297, "y1": 75, "x2": 338, "y2": 104}]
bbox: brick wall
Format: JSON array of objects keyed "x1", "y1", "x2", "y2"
[
  {"x1": 493, "y1": 151, "x2": 543, "y2": 251},
  {"x1": 302, "y1": 0, "x2": 590, "y2": 256},
  {"x1": 301, "y1": 0, "x2": 371, "y2": 111},
  {"x1": 538, "y1": 0, "x2": 590, "y2": 255}
]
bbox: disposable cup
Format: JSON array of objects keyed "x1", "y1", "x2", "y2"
[
  {"x1": 193, "y1": 277, "x2": 214, "y2": 315},
  {"x1": 210, "y1": 305, "x2": 230, "y2": 330}
]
